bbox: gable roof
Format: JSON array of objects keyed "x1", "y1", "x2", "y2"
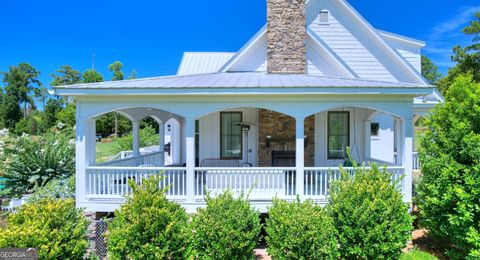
[{"x1": 216, "y1": 0, "x2": 428, "y2": 85}]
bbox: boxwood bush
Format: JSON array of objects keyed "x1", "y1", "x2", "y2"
[
  {"x1": 190, "y1": 190, "x2": 262, "y2": 259},
  {"x1": 106, "y1": 175, "x2": 190, "y2": 260},
  {"x1": 329, "y1": 164, "x2": 413, "y2": 259},
  {"x1": 265, "y1": 198, "x2": 339, "y2": 259},
  {"x1": 0, "y1": 198, "x2": 88, "y2": 259}
]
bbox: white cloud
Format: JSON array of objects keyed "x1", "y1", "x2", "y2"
[{"x1": 425, "y1": 5, "x2": 480, "y2": 73}]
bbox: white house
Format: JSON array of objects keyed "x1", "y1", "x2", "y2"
[{"x1": 54, "y1": 0, "x2": 441, "y2": 213}]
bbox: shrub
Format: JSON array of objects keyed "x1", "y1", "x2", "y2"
[
  {"x1": 190, "y1": 190, "x2": 262, "y2": 259},
  {"x1": 0, "y1": 127, "x2": 75, "y2": 197},
  {"x1": 265, "y1": 198, "x2": 339, "y2": 259},
  {"x1": 0, "y1": 198, "x2": 88, "y2": 259},
  {"x1": 329, "y1": 164, "x2": 413, "y2": 259},
  {"x1": 27, "y1": 176, "x2": 75, "y2": 203},
  {"x1": 106, "y1": 175, "x2": 190, "y2": 260},
  {"x1": 417, "y1": 75, "x2": 480, "y2": 259}
]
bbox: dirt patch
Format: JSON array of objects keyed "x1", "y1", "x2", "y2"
[{"x1": 410, "y1": 229, "x2": 448, "y2": 259}]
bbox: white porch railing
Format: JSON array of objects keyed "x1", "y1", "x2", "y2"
[
  {"x1": 97, "y1": 151, "x2": 165, "y2": 167},
  {"x1": 304, "y1": 166, "x2": 405, "y2": 198},
  {"x1": 412, "y1": 152, "x2": 420, "y2": 171},
  {"x1": 86, "y1": 167, "x2": 186, "y2": 199},
  {"x1": 194, "y1": 168, "x2": 296, "y2": 200}
]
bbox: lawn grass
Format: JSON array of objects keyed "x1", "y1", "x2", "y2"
[
  {"x1": 96, "y1": 140, "x2": 121, "y2": 163},
  {"x1": 401, "y1": 249, "x2": 438, "y2": 260}
]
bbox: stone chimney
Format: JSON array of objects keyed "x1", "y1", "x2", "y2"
[{"x1": 267, "y1": 0, "x2": 307, "y2": 74}]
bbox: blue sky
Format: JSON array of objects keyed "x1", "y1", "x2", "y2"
[{"x1": 1, "y1": 0, "x2": 479, "y2": 92}]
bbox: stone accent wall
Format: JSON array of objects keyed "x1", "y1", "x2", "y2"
[
  {"x1": 258, "y1": 109, "x2": 314, "y2": 166},
  {"x1": 267, "y1": 0, "x2": 307, "y2": 74}
]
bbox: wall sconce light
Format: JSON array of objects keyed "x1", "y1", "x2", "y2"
[{"x1": 266, "y1": 135, "x2": 272, "y2": 148}]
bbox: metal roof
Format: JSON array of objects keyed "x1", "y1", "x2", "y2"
[
  {"x1": 177, "y1": 52, "x2": 235, "y2": 75},
  {"x1": 55, "y1": 72, "x2": 431, "y2": 89}
]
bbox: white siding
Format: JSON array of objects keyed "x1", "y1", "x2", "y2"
[
  {"x1": 198, "y1": 108, "x2": 258, "y2": 166},
  {"x1": 383, "y1": 38, "x2": 422, "y2": 73},
  {"x1": 369, "y1": 112, "x2": 396, "y2": 163},
  {"x1": 228, "y1": 35, "x2": 267, "y2": 72},
  {"x1": 306, "y1": 0, "x2": 400, "y2": 82}
]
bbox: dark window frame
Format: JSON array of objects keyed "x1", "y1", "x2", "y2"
[
  {"x1": 371, "y1": 122, "x2": 380, "y2": 137},
  {"x1": 220, "y1": 112, "x2": 243, "y2": 159},
  {"x1": 327, "y1": 111, "x2": 350, "y2": 160}
]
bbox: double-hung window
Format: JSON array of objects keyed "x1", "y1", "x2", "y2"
[
  {"x1": 328, "y1": 112, "x2": 350, "y2": 159},
  {"x1": 220, "y1": 112, "x2": 242, "y2": 159}
]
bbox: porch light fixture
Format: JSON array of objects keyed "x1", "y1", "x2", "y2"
[{"x1": 266, "y1": 135, "x2": 272, "y2": 148}]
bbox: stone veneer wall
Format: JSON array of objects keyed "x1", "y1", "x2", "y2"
[
  {"x1": 258, "y1": 109, "x2": 314, "y2": 167},
  {"x1": 267, "y1": 0, "x2": 307, "y2": 74}
]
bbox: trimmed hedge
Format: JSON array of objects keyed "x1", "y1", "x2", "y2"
[
  {"x1": 0, "y1": 198, "x2": 88, "y2": 259},
  {"x1": 329, "y1": 164, "x2": 413, "y2": 259},
  {"x1": 106, "y1": 176, "x2": 190, "y2": 260},
  {"x1": 266, "y1": 198, "x2": 339, "y2": 259},
  {"x1": 190, "y1": 191, "x2": 262, "y2": 259}
]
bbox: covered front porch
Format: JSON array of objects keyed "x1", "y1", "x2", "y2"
[{"x1": 75, "y1": 96, "x2": 415, "y2": 213}]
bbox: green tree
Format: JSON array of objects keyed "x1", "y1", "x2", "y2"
[
  {"x1": 83, "y1": 69, "x2": 104, "y2": 83},
  {"x1": 44, "y1": 98, "x2": 64, "y2": 128},
  {"x1": 1, "y1": 63, "x2": 42, "y2": 120},
  {"x1": 1, "y1": 94, "x2": 22, "y2": 129},
  {"x1": 56, "y1": 103, "x2": 76, "y2": 127},
  {"x1": 127, "y1": 69, "x2": 137, "y2": 80},
  {"x1": 438, "y1": 12, "x2": 480, "y2": 94},
  {"x1": 421, "y1": 55, "x2": 442, "y2": 84},
  {"x1": 108, "y1": 61, "x2": 124, "y2": 81},
  {"x1": 418, "y1": 75, "x2": 480, "y2": 259},
  {"x1": 35, "y1": 86, "x2": 49, "y2": 108},
  {"x1": 50, "y1": 65, "x2": 82, "y2": 86}
]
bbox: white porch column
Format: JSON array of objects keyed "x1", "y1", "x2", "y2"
[
  {"x1": 185, "y1": 117, "x2": 196, "y2": 203},
  {"x1": 76, "y1": 116, "x2": 96, "y2": 206},
  {"x1": 159, "y1": 121, "x2": 165, "y2": 166},
  {"x1": 365, "y1": 119, "x2": 372, "y2": 160},
  {"x1": 132, "y1": 120, "x2": 140, "y2": 158},
  {"x1": 295, "y1": 117, "x2": 305, "y2": 197},
  {"x1": 394, "y1": 118, "x2": 402, "y2": 164},
  {"x1": 402, "y1": 117, "x2": 414, "y2": 204}
]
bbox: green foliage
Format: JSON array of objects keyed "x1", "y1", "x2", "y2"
[
  {"x1": 421, "y1": 55, "x2": 442, "y2": 84},
  {"x1": 111, "y1": 125, "x2": 159, "y2": 154},
  {"x1": 265, "y1": 198, "x2": 339, "y2": 259},
  {"x1": 400, "y1": 249, "x2": 438, "y2": 260},
  {"x1": 1, "y1": 63, "x2": 42, "y2": 120},
  {"x1": 0, "y1": 198, "x2": 88, "y2": 260},
  {"x1": 329, "y1": 164, "x2": 413, "y2": 259},
  {"x1": 56, "y1": 102, "x2": 76, "y2": 127},
  {"x1": 50, "y1": 65, "x2": 82, "y2": 86},
  {"x1": 190, "y1": 190, "x2": 262, "y2": 259},
  {"x1": 0, "y1": 127, "x2": 75, "y2": 197},
  {"x1": 438, "y1": 12, "x2": 480, "y2": 94},
  {"x1": 107, "y1": 175, "x2": 190, "y2": 260},
  {"x1": 128, "y1": 69, "x2": 137, "y2": 80},
  {"x1": 95, "y1": 112, "x2": 131, "y2": 138},
  {"x1": 108, "y1": 61, "x2": 124, "y2": 81},
  {"x1": 27, "y1": 176, "x2": 75, "y2": 203},
  {"x1": 83, "y1": 69, "x2": 104, "y2": 83},
  {"x1": 418, "y1": 75, "x2": 480, "y2": 259},
  {"x1": 1, "y1": 94, "x2": 21, "y2": 129},
  {"x1": 13, "y1": 111, "x2": 46, "y2": 135},
  {"x1": 43, "y1": 98, "x2": 64, "y2": 128}
]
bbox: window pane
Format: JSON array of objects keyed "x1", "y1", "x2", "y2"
[
  {"x1": 221, "y1": 112, "x2": 242, "y2": 159},
  {"x1": 328, "y1": 112, "x2": 349, "y2": 159}
]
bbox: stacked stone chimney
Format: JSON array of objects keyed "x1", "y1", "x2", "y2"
[{"x1": 267, "y1": 0, "x2": 307, "y2": 74}]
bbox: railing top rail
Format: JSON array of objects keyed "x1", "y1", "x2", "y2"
[
  {"x1": 96, "y1": 150, "x2": 165, "y2": 166},
  {"x1": 304, "y1": 166, "x2": 405, "y2": 170},
  {"x1": 87, "y1": 166, "x2": 186, "y2": 171},
  {"x1": 194, "y1": 167, "x2": 297, "y2": 171}
]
